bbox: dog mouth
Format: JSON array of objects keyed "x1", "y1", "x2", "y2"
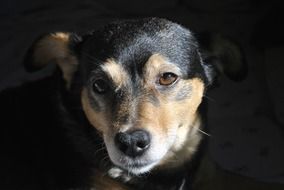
[
  {"x1": 115, "y1": 159, "x2": 158, "y2": 175},
  {"x1": 107, "y1": 149, "x2": 159, "y2": 173}
]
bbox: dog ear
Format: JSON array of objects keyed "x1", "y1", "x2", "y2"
[
  {"x1": 24, "y1": 32, "x2": 82, "y2": 87},
  {"x1": 197, "y1": 33, "x2": 247, "y2": 85}
]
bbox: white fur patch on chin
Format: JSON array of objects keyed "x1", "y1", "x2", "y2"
[
  {"x1": 126, "y1": 162, "x2": 157, "y2": 175},
  {"x1": 108, "y1": 167, "x2": 123, "y2": 178},
  {"x1": 107, "y1": 163, "x2": 157, "y2": 182}
]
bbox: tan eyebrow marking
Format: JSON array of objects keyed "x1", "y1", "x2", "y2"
[
  {"x1": 101, "y1": 59, "x2": 130, "y2": 90},
  {"x1": 143, "y1": 54, "x2": 181, "y2": 85},
  {"x1": 143, "y1": 54, "x2": 167, "y2": 80}
]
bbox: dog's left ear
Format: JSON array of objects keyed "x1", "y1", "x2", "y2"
[
  {"x1": 24, "y1": 32, "x2": 82, "y2": 88},
  {"x1": 197, "y1": 33, "x2": 247, "y2": 85}
]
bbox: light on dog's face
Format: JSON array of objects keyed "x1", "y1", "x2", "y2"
[{"x1": 81, "y1": 54, "x2": 205, "y2": 175}]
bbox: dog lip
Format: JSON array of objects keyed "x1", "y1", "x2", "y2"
[
  {"x1": 114, "y1": 159, "x2": 156, "y2": 174},
  {"x1": 129, "y1": 162, "x2": 148, "y2": 168},
  {"x1": 119, "y1": 163, "x2": 154, "y2": 175},
  {"x1": 118, "y1": 160, "x2": 151, "y2": 168}
]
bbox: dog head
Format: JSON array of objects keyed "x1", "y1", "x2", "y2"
[{"x1": 24, "y1": 18, "x2": 246, "y2": 175}]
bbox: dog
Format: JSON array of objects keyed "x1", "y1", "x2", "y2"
[{"x1": 0, "y1": 18, "x2": 246, "y2": 190}]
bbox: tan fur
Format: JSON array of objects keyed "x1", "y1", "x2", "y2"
[
  {"x1": 138, "y1": 78, "x2": 204, "y2": 169},
  {"x1": 33, "y1": 32, "x2": 78, "y2": 87},
  {"x1": 81, "y1": 86, "x2": 132, "y2": 134},
  {"x1": 141, "y1": 53, "x2": 204, "y2": 131},
  {"x1": 136, "y1": 54, "x2": 205, "y2": 169},
  {"x1": 101, "y1": 59, "x2": 133, "y2": 130},
  {"x1": 81, "y1": 88, "x2": 110, "y2": 134},
  {"x1": 158, "y1": 115, "x2": 202, "y2": 169},
  {"x1": 101, "y1": 59, "x2": 130, "y2": 90}
]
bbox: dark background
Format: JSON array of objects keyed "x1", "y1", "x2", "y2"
[{"x1": 0, "y1": 0, "x2": 283, "y2": 186}]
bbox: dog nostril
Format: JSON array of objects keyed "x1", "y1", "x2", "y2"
[
  {"x1": 136, "y1": 139, "x2": 150, "y2": 150},
  {"x1": 130, "y1": 130, "x2": 151, "y2": 156},
  {"x1": 115, "y1": 132, "x2": 132, "y2": 153}
]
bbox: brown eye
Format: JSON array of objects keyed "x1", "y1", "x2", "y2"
[
  {"x1": 92, "y1": 79, "x2": 109, "y2": 94},
  {"x1": 159, "y1": 72, "x2": 178, "y2": 86}
]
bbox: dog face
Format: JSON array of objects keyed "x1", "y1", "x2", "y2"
[
  {"x1": 81, "y1": 54, "x2": 205, "y2": 174},
  {"x1": 24, "y1": 18, "x2": 245, "y2": 175},
  {"x1": 78, "y1": 19, "x2": 207, "y2": 174}
]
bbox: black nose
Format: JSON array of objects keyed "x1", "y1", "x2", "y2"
[{"x1": 115, "y1": 130, "x2": 151, "y2": 158}]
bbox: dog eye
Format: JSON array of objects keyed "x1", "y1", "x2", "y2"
[
  {"x1": 159, "y1": 72, "x2": 178, "y2": 86},
  {"x1": 92, "y1": 79, "x2": 109, "y2": 94}
]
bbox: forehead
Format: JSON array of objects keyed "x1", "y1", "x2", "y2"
[{"x1": 80, "y1": 18, "x2": 201, "y2": 78}]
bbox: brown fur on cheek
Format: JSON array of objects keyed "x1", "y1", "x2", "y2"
[
  {"x1": 176, "y1": 78, "x2": 205, "y2": 122},
  {"x1": 158, "y1": 78, "x2": 205, "y2": 168},
  {"x1": 142, "y1": 78, "x2": 204, "y2": 169},
  {"x1": 81, "y1": 88, "x2": 110, "y2": 134},
  {"x1": 140, "y1": 78, "x2": 204, "y2": 131}
]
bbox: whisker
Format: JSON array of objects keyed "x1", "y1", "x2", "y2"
[
  {"x1": 198, "y1": 129, "x2": 211, "y2": 137},
  {"x1": 94, "y1": 146, "x2": 107, "y2": 155},
  {"x1": 100, "y1": 155, "x2": 111, "y2": 168},
  {"x1": 126, "y1": 160, "x2": 130, "y2": 177},
  {"x1": 81, "y1": 51, "x2": 103, "y2": 65},
  {"x1": 203, "y1": 95, "x2": 216, "y2": 102}
]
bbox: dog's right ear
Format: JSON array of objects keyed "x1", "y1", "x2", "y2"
[
  {"x1": 197, "y1": 33, "x2": 247, "y2": 85},
  {"x1": 24, "y1": 32, "x2": 82, "y2": 87}
]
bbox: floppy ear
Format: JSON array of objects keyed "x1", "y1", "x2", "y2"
[
  {"x1": 197, "y1": 33, "x2": 247, "y2": 85},
  {"x1": 24, "y1": 32, "x2": 82, "y2": 88}
]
